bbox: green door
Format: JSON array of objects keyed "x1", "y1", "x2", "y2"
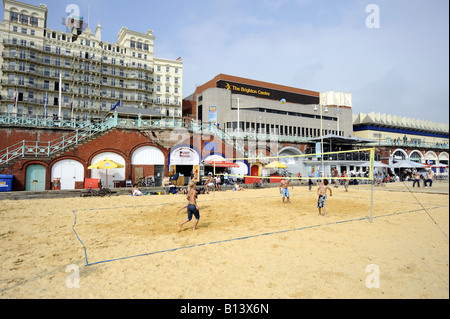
[{"x1": 25, "y1": 164, "x2": 46, "y2": 191}]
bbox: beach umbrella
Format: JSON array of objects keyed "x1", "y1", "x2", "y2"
[
  {"x1": 88, "y1": 158, "x2": 124, "y2": 187},
  {"x1": 265, "y1": 161, "x2": 288, "y2": 169}
]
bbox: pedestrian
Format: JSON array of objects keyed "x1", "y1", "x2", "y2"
[
  {"x1": 424, "y1": 169, "x2": 435, "y2": 188},
  {"x1": 308, "y1": 178, "x2": 313, "y2": 191},
  {"x1": 412, "y1": 170, "x2": 421, "y2": 188},
  {"x1": 342, "y1": 170, "x2": 349, "y2": 192}
]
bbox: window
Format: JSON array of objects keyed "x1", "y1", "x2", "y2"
[
  {"x1": 20, "y1": 14, "x2": 28, "y2": 24},
  {"x1": 30, "y1": 30, "x2": 35, "y2": 36},
  {"x1": 10, "y1": 12, "x2": 18, "y2": 22},
  {"x1": 12, "y1": 26, "x2": 18, "y2": 32},
  {"x1": 31, "y1": 17, "x2": 38, "y2": 26},
  {"x1": 130, "y1": 40, "x2": 135, "y2": 48},
  {"x1": 21, "y1": 28, "x2": 27, "y2": 34}
]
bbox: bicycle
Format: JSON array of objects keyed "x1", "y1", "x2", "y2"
[
  {"x1": 81, "y1": 186, "x2": 112, "y2": 197},
  {"x1": 138, "y1": 176, "x2": 155, "y2": 187}
]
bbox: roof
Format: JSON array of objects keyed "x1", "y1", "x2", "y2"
[{"x1": 353, "y1": 112, "x2": 449, "y2": 134}]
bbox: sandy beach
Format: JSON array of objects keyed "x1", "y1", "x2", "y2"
[{"x1": 0, "y1": 181, "x2": 448, "y2": 299}]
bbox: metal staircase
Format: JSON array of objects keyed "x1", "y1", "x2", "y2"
[{"x1": 0, "y1": 116, "x2": 117, "y2": 168}]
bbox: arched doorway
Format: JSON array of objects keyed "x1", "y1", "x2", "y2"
[
  {"x1": 409, "y1": 150, "x2": 424, "y2": 163},
  {"x1": 90, "y1": 152, "x2": 126, "y2": 189},
  {"x1": 25, "y1": 164, "x2": 46, "y2": 191},
  {"x1": 132, "y1": 146, "x2": 165, "y2": 186},
  {"x1": 52, "y1": 159, "x2": 84, "y2": 190}
]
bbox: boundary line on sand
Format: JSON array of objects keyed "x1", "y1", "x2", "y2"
[{"x1": 71, "y1": 205, "x2": 443, "y2": 267}]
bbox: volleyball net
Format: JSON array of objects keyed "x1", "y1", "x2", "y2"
[{"x1": 211, "y1": 147, "x2": 376, "y2": 182}]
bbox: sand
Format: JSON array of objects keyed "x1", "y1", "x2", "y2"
[{"x1": 0, "y1": 181, "x2": 448, "y2": 299}]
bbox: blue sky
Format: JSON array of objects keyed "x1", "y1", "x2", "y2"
[{"x1": 3, "y1": 0, "x2": 449, "y2": 123}]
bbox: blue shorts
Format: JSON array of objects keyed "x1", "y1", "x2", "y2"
[
  {"x1": 281, "y1": 188, "x2": 289, "y2": 197},
  {"x1": 187, "y1": 204, "x2": 200, "y2": 221}
]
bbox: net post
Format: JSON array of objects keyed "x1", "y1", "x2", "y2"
[{"x1": 369, "y1": 148, "x2": 375, "y2": 223}]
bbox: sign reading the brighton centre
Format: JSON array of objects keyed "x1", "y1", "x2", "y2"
[{"x1": 216, "y1": 80, "x2": 319, "y2": 105}]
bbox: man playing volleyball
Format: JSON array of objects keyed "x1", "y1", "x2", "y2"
[
  {"x1": 317, "y1": 179, "x2": 332, "y2": 217},
  {"x1": 178, "y1": 181, "x2": 200, "y2": 231},
  {"x1": 279, "y1": 177, "x2": 293, "y2": 204}
]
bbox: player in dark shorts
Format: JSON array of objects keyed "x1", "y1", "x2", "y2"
[{"x1": 178, "y1": 180, "x2": 200, "y2": 231}]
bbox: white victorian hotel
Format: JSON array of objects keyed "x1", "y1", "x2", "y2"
[{"x1": 0, "y1": 0, "x2": 183, "y2": 120}]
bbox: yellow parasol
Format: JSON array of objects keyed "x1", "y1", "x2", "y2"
[
  {"x1": 265, "y1": 161, "x2": 287, "y2": 169},
  {"x1": 88, "y1": 158, "x2": 124, "y2": 187}
]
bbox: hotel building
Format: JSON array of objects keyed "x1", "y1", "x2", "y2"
[{"x1": 0, "y1": 0, "x2": 183, "y2": 120}]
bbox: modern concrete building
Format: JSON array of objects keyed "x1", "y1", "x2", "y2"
[{"x1": 183, "y1": 74, "x2": 354, "y2": 140}]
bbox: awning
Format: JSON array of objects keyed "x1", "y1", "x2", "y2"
[
  {"x1": 308, "y1": 134, "x2": 374, "y2": 144},
  {"x1": 357, "y1": 161, "x2": 391, "y2": 168},
  {"x1": 204, "y1": 161, "x2": 240, "y2": 168},
  {"x1": 391, "y1": 161, "x2": 427, "y2": 168}
]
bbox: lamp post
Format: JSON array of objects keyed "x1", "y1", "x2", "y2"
[{"x1": 314, "y1": 104, "x2": 328, "y2": 178}]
